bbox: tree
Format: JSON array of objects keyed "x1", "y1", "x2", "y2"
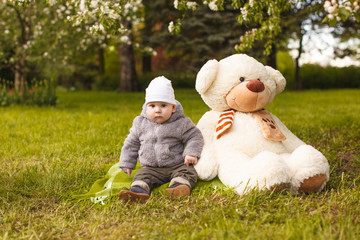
[
  {"x1": 118, "y1": 20, "x2": 139, "y2": 92},
  {"x1": 172, "y1": 0, "x2": 359, "y2": 90},
  {"x1": 172, "y1": 0, "x2": 359, "y2": 55},
  {"x1": 281, "y1": 1, "x2": 324, "y2": 90},
  {"x1": 140, "y1": 1, "x2": 250, "y2": 73},
  {"x1": 0, "y1": 0, "x2": 108, "y2": 94},
  {"x1": 68, "y1": 0, "x2": 145, "y2": 92},
  {"x1": 166, "y1": 4, "x2": 246, "y2": 72},
  {"x1": 0, "y1": 1, "x2": 45, "y2": 95},
  {"x1": 329, "y1": 15, "x2": 360, "y2": 61},
  {"x1": 3, "y1": 1, "x2": 358, "y2": 93},
  {"x1": 281, "y1": 1, "x2": 360, "y2": 89}
]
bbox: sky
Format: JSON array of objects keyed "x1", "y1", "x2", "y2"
[{"x1": 289, "y1": 27, "x2": 360, "y2": 67}]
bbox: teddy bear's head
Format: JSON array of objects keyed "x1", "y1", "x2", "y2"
[{"x1": 195, "y1": 54, "x2": 286, "y2": 112}]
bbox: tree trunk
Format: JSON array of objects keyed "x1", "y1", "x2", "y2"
[
  {"x1": 98, "y1": 47, "x2": 105, "y2": 76},
  {"x1": 142, "y1": 55, "x2": 152, "y2": 73},
  {"x1": 266, "y1": 44, "x2": 277, "y2": 69},
  {"x1": 14, "y1": 65, "x2": 21, "y2": 92},
  {"x1": 141, "y1": 0, "x2": 152, "y2": 74},
  {"x1": 10, "y1": 3, "x2": 28, "y2": 96},
  {"x1": 14, "y1": 57, "x2": 26, "y2": 96},
  {"x1": 295, "y1": 32, "x2": 304, "y2": 90},
  {"x1": 118, "y1": 20, "x2": 140, "y2": 92}
]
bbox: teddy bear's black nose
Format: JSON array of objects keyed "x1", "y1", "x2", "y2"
[{"x1": 246, "y1": 79, "x2": 265, "y2": 92}]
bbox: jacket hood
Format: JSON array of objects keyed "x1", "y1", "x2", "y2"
[{"x1": 140, "y1": 100, "x2": 185, "y2": 123}]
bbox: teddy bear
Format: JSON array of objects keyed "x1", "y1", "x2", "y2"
[{"x1": 194, "y1": 54, "x2": 330, "y2": 195}]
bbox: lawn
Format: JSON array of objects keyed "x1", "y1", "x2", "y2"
[{"x1": 1, "y1": 89, "x2": 359, "y2": 239}]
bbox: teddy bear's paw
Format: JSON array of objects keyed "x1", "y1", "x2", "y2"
[
  {"x1": 298, "y1": 174, "x2": 327, "y2": 194},
  {"x1": 194, "y1": 164, "x2": 218, "y2": 180}
]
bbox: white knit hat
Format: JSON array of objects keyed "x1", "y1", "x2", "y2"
[{"x1": 145, "y1": 76, "x2": 176, "y2": 105}]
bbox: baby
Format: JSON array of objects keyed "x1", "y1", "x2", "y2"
[{"x1": 118, "y1": 76, "x2": 204, "y2": 203}]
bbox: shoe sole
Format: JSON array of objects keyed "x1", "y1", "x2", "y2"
[
  {"x1": 166, "y1": 185, "x2": 190, "y2": 197},
  {"x1": 119, "y1": 190, "x2": 150, "y2": 203}
]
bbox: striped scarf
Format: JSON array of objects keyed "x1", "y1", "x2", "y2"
[
  {"x1": 215, "y1": 109, "x2": 286, "y2": 141},
  {"x1": 215, "y1": 109, "x2": 235, "y2": 139}
]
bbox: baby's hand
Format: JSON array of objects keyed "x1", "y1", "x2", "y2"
[
  {"x1": 184, "y1": 155, "x2": 198, "y2": 167},
  {"x1": 121, "y1": 167, "x2": 132, "y2": 177}
]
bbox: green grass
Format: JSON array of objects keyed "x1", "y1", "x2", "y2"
[{"x1": 1, "y1": 89, "x2": 359, "y2": 239}]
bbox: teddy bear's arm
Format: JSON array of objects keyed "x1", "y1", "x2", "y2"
[
  {"x1": 194, "y1": 111, "x2": 219, "y2": 180},
  {"x1": 271, "y1": 114, "x2": 306, "y2": 152}
]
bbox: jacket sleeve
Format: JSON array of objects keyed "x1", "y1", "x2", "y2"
[
  {"x1": 118, "y1": 118, "x2": 141, "y2": 169},
  {"x1": 181, "y1": 118, "x2": 204, "y2": 158}
]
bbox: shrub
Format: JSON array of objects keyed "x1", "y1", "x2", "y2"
[
  {"x1": 300, "y1": 64, "x2": 360, "y2": 89},
  {"x1": 93, "y1": 75, "x2": 119, "y2": 91},
  {"x1": 0, "y1": 78, "x2": 57, "y2": 107}
]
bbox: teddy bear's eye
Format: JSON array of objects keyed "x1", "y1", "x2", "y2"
[{"x1": 239, "y1": 77, "x2": 245, "y2": 82}]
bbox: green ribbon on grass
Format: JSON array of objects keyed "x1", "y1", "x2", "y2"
[{"x1": 74, "y1": 163, "x2": 224, "y2": 205}]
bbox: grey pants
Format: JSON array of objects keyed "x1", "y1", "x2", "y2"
[{"x1": 131, "y1": 163, "x2": 198, "y2": 194}]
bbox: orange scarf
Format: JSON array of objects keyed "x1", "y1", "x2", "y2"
[
  {"x1": 215, "y1": 110, "x2": 235, "y2": 139},
  {"x1": 215, "y1": 109, "x2": 286, "y2": 141}
]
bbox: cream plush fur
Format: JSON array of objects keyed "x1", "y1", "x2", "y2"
[{"x1": 194, "y1": 54, "x2": 330, "y2": 195}]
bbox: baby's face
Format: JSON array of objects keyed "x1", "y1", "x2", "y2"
[{"x1": 146, "y1": 102, "x2": 176, "y2": 124}]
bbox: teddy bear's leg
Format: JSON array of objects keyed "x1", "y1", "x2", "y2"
[
  {"x1": 194, "y1": 146, "x2": 219, "y2": 181},
  {"x1": 218, "y1": 151, "x2": 291, "y2": 195},
  {"x1": 284, "y1": 144, "x2": 330, "y2": 194},
  {"x1": 298, "y1": 174, "x2": 327, "y2": 194}
]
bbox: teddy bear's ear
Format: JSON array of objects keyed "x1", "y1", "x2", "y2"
[
  {"x1": 265, "y1": 66, "x2": 286, "y2": 94},
  {"x1": 195, "y1": 59, "x2": 219, "y2": 94}
]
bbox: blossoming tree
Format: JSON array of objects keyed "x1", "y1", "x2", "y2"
[
  {"x1": 67, "y1": 0, "x2": 359, "y2": 93},
  {"x1": 67, "y1": 0, "x2": 146, "y2": 92},
  {"x1": 169, "y1": 0, "x2": 359, "y2": 55},
  {"x1": 1, "y1": 0, "x2": 358, "y2": 94},
  {"x1": 0, "y1": 0, "x2": 109, "y2": 96}
]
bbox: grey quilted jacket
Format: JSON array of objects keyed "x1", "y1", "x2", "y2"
[{"x1": 119, "y1": 101, "x2": 204, "y2": 169}]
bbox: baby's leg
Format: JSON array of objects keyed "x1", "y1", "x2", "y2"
[
  {"x1": 169, "y1": 163, "x2": 198, "y2": 189},
  {"x1": 131, "y1": 166, "x2": 171, "y2": 194},
  {"x1": 165, "y1": 163, "x2": 197, "y2": 197}
]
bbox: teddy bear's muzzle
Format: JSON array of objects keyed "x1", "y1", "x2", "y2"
[
  {"x1": 225, "y1": 79, "x2": 269, "y2": 112},
  {"x1": 246, "y1": 79, "x2": 265, "y2": 93}
]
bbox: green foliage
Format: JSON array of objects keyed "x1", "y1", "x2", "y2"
[
  {"x1": 300, "y1": 64, "x2": 360, "y2": 89},
  {"x1": 276, "y1": 51, "x2": 360, "y2": 90},
  {"x1": 0, "y1": 89, "x2": 359, "y2": 239},
  {"x1": 277, "y1": 51, "x2": 296, "y2": 89},
  {"x1": 141, "y1": 1, "x2": 247, "y2": 74},
  {"x1": 138, "y1": 72, "x2": 196, "y2": 90},
  {"x1": 93, "y1": 75, "x2": 120, "y2": 91},
  {"x1": 0, "y1": 78, "x2": 57, "y2": 106}
]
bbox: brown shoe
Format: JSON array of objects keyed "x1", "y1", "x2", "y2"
[
  {"x1": 119, "y1": 186, "x2": 150, "y2": 203},
  {"x1": 166, "y1": 183, "x2": 190, "y2": 197}
]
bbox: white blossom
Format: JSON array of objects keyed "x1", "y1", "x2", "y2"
[
  {"x1": 48, "y1": 0, "x2": 57, "y2": 6},
  {"x1": 144, "y1": 46, "x2": 157, "y2": 56},
  {"x1": 208, "y1": 1, "x2": 219, "y2": 11},
  {"x1": 168, "y1": 21, "x2": 175, "y2": 33},
  {"x1": 80, "y1": 0, "x2": 86, "y2": 12},
  {"x1": 324, "y1": 1, "x2": 331, "y2": 10},
  {"x1": 120, "y1": 35, "x2": 131, "y2": 44},
  {"x1": 249, "y1": 0, "x2": 254, "y2": 7},
  {"x1": 90, "y1": 0, "x2": 98, "y2": 9},
  {"x1": 241, "y1": 7, "x2": 248, "y2": 21},
  {"x1": 186, "y1": 1, "x2": 197, "y2": 11},
  {"x1": 327, "y1": 6, "x2": 336, "y2": 13},
  {"x1": 173, "y1": 0, "x2": 179, "y2": 9}
]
